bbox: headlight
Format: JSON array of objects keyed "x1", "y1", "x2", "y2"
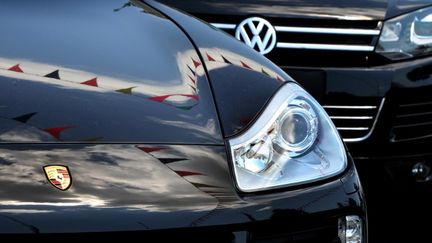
[
  {"x1": 376, "y1": 6, "x2": 432, "y2": 60},
  {"x1": 228, "y1": 82, "x2": 346, "y2": 192}
]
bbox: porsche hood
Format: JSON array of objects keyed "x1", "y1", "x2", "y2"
[{"x1": 0, "y1": 0, "x2": 222, "y2": 144}]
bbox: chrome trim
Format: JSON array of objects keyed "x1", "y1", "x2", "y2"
[
  {"x1": 396, "y1": 111, "x2": 432, "y2": 118},
  {"x1": 324, "y1": 105, "x2": 377, "y2": 109},
  {"x1": 330, "y1": 116, "x2": 373, "y2": 120},
  {"x1": 343, "y1": 98, "x2": 386, "y2": 143},
  {"x1": 399, "y1": 101, "x2": 432, "y2": 107},
  {"x1": 276, "y1": 43, "x2": 375, "y2": 51},
  {"x1": 393, "y1": 121, "x2": 432, "y2": 129},
  {"x1": 391, "y1": 133, "x2": 432, "y2": 143},
  {"x1": 211, "y1": 23, "x2": 236, "y2": 29},
  {"x1": 274, "y1": 26, "x2": 380, "y2": 35},
  {"x1": 337, "y1": 127, "x2": 369, "y2": 131}
]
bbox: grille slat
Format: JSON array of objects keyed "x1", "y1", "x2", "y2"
[
  {"x1": 324, "y1": 99, "x2": 384, "y2": 142},
  {"x1": 274, "y1": 26, "x2": 380, "y2": 35},
  {"x1": 394, "y1": 121, "x2": 432, "y2": 129},
  {"x1": 337, "y1": 127, "x2": 369, "y2": 131},
  {"x1": 277, "y1": 32, "x2": 374, "y2": 45},
  {"x1": 276, "y1": 42, "x2": 374, "y2": 51},
  {"x1": 323, "y1": 105, "x2": 377, "y2": 109},
  {"x1": 330, "y1": 116, "x2": 374, "y2": 120},
  {"x1": 400, "y1": 101, "x2": 432, "y2": 107},
  {"x1": 396, "y1": 111, "x2": 432, "y2": 118},
  {"x1": 392, "y1": 93, "x2": 432, "y2": 142},
  {"x1": 332, "y1": 118, "x2": 373, "y2": 128}
]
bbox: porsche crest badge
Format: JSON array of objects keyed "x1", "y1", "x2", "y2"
[{"x1": 43, "y1": 165, "x2": 72, "y2": 191}]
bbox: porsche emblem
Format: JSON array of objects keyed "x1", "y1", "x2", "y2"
[{"x1": 43, "y1": 165, "x2": 72, "y2": 191}]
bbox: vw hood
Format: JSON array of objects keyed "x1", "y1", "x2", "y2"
[{"x1": 156, "y1": 0, "x2": 432, "y2": 21}]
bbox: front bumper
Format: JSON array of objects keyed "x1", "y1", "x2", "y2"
[{"x1": 0, "y1": 144, "x2": 365, "y2": 242}]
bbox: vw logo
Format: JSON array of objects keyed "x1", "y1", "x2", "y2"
[{"x1": 235, "y1": 17, "x2": 277, "y2": 55}]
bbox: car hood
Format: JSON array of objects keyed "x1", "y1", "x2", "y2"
[
  {"x1": 0, "y1": 0, "x2": 222, "y2": 144},
  {"x1": 157, "y1": 0, "x2": 432, "y2": 21}
]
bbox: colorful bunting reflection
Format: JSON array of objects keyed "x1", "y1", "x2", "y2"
[
  {"x1": 191, "y1": 58, "x2": 201, "y2": 68},
  {"x1": 188, "y1": 75, "x2": 196, "y2": 84},
  {"x1": 44, "y1": 70, "x2": 60, "y2": 80},
  {"x1": 189, "y1": 84, "x2": 197, "y2": 93},
  {"x1": 158, "y1": 158, "x2": 188, "y2": 164},
  {"x1": 187, "y1": 65, "x2": 196, "y2": 76},
  {"x1": 8, "y1": 64, "x2": 23, "y2": 73},
  {"x1": 116, "y1": 86, "x2": 136, "y2": 95},
  {"x1": 81, "y1": 77, "x2": 98, "y2": 87},
  {"x1": 136, "y1": 146, "x2": 166, "y2": 153},
  {"x1": 43, "y1": 126, "x2": 74, "y2": 140},
  {"x1": 240, "y1": 61, "x2": 252, "y2": 69},
  {"x1": 174, "y1": 170, "x2": 203, "y2": 177},
  {"x1": 12, "y1": 112, "x2": 37, "y2": 123},
  {"x1": 149, "y1": 94, "x2": 198, "y2": 103},
  {"x1": 206, "y1": 53, "x2": 216, "y2": 62},
  {"x1": 221, "y1": 55, "x2": 232, "y2": 64}
]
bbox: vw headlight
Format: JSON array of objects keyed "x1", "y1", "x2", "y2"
[
  {"x1": 376, "y1": 6, "x2": 432, "y2": 60},
  {"x1": 228, "y1": 82, "x2": 347, "y2": 192}
]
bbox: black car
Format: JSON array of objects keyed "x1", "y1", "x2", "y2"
[
  {"x1": 0, "y1": 0, "x2": 366, "y2": 242},
  {"x1": 158, "y1": 0, "x2": 432, "y2": 194}
]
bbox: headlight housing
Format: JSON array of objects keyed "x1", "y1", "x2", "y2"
[
  {"x1": 228, "y1": 82, "x2": 346, "y2": 192},
  {"x1": 376, "y1": 6, "x2": 432, "y2": 60}
]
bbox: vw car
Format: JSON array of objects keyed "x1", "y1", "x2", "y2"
[
  {"x1": 0, "y1": 0, "x2": 366, "y2": 242},
  {"x1": 158, "y1": 0, "x2": 432, "y2": 195}
]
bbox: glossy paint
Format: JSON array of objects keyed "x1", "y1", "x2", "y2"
[
  {"x1": 156, "y1": 0, "x2": 388, "y2": 20},
  {"x1": 145, "y1": 0, "x2": 292, "y2": 137},
  {"x1": 0, "y1": 0, "x2": 367, "y2": 240},
  {"x1": 157, "y1": 0, "x2": 432, "y2": 21},
  {"x1": 386, "y1": 0, "x2": 432, "y2": 19},
  {"x1": 0, "y1": 144, "x2": 363, "y2": 234},
  {"x1": 154, "y1": 0, "x2": 432, "y2": 172},
  {"x1": 0, "y1": 0, "x2": 222, "y2": 144}
]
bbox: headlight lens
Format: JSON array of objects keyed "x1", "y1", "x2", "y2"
[
  {"x1": 376, "y1": 6, "x2": 432, "y2": 60},
  {"x1": 275, "y1": 98, "x2": 318, "y2": 157},
  {"x1": 229, "y1": 82, "x2": 346, "y2": 192}
]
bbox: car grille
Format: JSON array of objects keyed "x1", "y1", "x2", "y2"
[
  {"x1": 324, "y1": 98, "x2": 385, "y2": 142},
  {"x1": 212, "y1": 22, "x2": 379, "y2": 51},
  {"x1": 202, "y1": 15, "x2": 385, "y2": 141},
  {"x1": 207, "y1": 17, "x2": 382, "y2": 67},
  {"x1": 392, "y1": 90, "x2": 432, "y2": 142}
]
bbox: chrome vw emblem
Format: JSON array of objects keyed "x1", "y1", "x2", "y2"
[{"x1": 235, "y1": 17, "x2": 277, "y2": 55}]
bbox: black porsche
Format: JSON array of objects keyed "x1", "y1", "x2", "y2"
[{"x1": 0, "y1": 1, "x2": 366, "y2": 242}]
